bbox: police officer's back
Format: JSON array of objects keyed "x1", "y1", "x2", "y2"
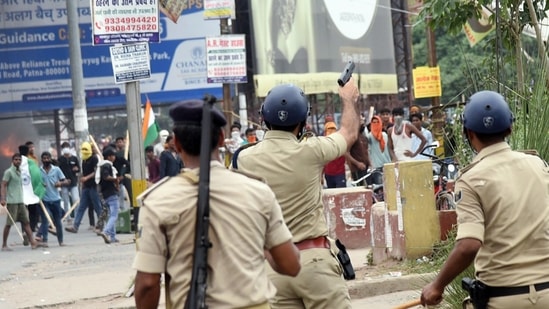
[
  {"x1": 235, "y1": 80, "x2": 360, "y2": 308},
  {"x1": 421, "y1": 91, "x2": 549, "y2": 308},
  {"x1": 132, "y1": 99, "x2": 300, "y2": 309}
]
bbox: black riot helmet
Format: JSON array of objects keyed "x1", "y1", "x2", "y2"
[
  {"x1": 462, "y1": 90, "x2": 514, "y2": 134},
  {"x1": 260, "y1": 84, "x2": 310, "y2": 129}
]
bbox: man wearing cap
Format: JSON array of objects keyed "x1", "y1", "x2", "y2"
[
  {"x1": 133, "y1": 99, "x2": 301, "y2": 309},
  {"x1": 323, "y1": 121, "x2": 346, "y2": 188},
  {"x1": 97, "y1": 148, "x2": 120, "y2": 244},
  {"x1": 65, "y1": 142, "x2": 104, "y2": 233}
]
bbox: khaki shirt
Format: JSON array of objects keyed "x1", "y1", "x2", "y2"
[
  {"x1": 455, "y1": 142, "x2": 549, "y2": 286},
  {"x1": 237, "y1": 130, "x2": 348, "y2": 242},
  {"x1": 132, "y1": 161, "x2": 292, "y2": 308}
]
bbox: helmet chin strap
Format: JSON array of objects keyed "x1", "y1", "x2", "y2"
[
  {"x1": 463, "y1": 127, "x2": 478, "y2": 155},
  {"x1": 296, "y1": 121, "x2": 306, "y2": 139}
]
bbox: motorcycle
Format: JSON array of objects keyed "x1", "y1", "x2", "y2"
[
  {"x1": 350, "y1": 168, "x2": 385, "y2": 203},
  {"x1": 421, "y1": 142, "x2": 458, "y2": 210}
]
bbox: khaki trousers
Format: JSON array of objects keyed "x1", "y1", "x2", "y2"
[{"x1": 267, "y1": 247, "x2": 351, "y2": 309}]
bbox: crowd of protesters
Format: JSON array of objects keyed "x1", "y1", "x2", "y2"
[{"x1": 0, "y1": 132, "x2": 172, "y2": 251}]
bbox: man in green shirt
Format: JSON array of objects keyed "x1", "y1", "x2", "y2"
[{"x1": 1, "y1": 153, "x2": 42, "y2": 251}]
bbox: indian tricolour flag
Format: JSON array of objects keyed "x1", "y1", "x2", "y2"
[
  {"x1": 142, "y1": 97, "x2": 159, "y2": 147},
  {"x1": 21, "y1": 156, "x2": 45, "y2": 204}
]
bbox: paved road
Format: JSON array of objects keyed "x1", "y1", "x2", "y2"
[
  {"x1": 0, "y1": 221, "x2": 135, "y2": 309},
  {"x1": 0, "y1": 217, "x2": 422, "y2": 309}
]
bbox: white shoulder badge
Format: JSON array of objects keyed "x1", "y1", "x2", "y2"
[{"x1": 136, "y1": 177, "x2": 171, "y2": 207}]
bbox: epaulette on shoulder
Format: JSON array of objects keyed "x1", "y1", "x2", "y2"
[
  {"x1": 517, "y1": 149, "x2": 548, "y2": 167},
  {"x1": 457, "y1": 160, "x2": 481, "y2": 178},
  {"x1": 517, "y1": 149, "x2": 540, "y2": 157},
  {"x1": 136, "y1": 176, "x2": 171, "y2": 207},
  {"x1": 230, "y1": 168, "x2": 267, "y2": 183}
]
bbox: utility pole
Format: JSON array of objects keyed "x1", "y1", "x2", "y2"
[
  {"x1": 426, "y1": 16, "x2": 444, "y2": 156},
  {"x1": 66, "y1": 0, "x2": 89, "y2": 147},
  {"x1": 220, "y1": 18, "x2": 233, "y2": 130},
  {"x1": 125, "y1": 81, "x2": 147, "y2": 225}
]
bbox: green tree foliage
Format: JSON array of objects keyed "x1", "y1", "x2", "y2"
[
  {"x1": 411, "y1": 20, "x2": 490, "y2": 105},
  {"x1": 413, "y1": 2, "x2": 549, "y2": 307},
  {"x1": 414, "y1": 0, "x2": 549, "y2": 161}
]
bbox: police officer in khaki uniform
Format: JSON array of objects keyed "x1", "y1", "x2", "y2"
[
  {"x1": 421, "y1": 91, "x2": 549, "y2": 308},
  {"x1": 132, "y1": 99, "x2": 301, "y2": 309},
  {"x1": 235, "y1": 80, "x2": 360, "y2": 308}
]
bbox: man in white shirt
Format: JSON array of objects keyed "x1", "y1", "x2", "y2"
[{"x1": 410, "y1": 113, "x2": 434, "y2": 160}]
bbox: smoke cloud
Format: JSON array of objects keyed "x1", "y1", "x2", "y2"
[{"x1": 0, "y1": 119, "x2": 40, "y2": 173}]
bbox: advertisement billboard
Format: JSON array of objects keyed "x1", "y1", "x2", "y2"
[
  {"x1": 206, "y1": 35, "x2": 247, "y2": 83},
  {"x1": 0, "y1": 0, "x2": 222, "y2": 114},
  {"x1": 249, "y1": 0, "x2": 398, "y2": 97}
]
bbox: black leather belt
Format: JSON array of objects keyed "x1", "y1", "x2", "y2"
[{"x1": 488, "y1": 281, "x2": 549, "y2": 298}]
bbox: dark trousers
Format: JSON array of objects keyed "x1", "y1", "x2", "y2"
[
  {"x1": 27, "y1": 203, "x2": 40, "y2": 232},
  {"x1": 325, "y1": 174, "x2": 346, "y2": 188},
  {"x1": 39, "y1": 200, "x2": 63, "y2": 244},
  {"x1": 88, "y1": 203, "x2": 95, "y2": 226}
]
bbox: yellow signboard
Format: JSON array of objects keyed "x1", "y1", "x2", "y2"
[{"x1": 413, "y1": 66, "x2": 441, "y2": 99}]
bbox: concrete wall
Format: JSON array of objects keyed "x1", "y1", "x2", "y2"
[
  {"x1": 321, "y1": 163, "x2": 455, "y2": 262},
  {"x1": 322, "y1": 187, "x2": 373, "y2": 249},
  {"x1": 383, "y1": 160, "x2": 440, "y2": 259}
]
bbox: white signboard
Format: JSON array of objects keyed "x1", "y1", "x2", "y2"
[
  {"x1": 206, "y1": 35, "x2": 247, "y2": 84},
  {"x1": 204, "y1": 0, "x2": 235, "y2": 20},
  {"x1": 91, "y1": 0, "x2": 160, "y2": 45},
  {"x1": 110, "y1": 43, "x2": 151, "y2": 83}
]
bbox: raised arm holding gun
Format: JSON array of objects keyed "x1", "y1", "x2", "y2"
[{"x1": 233, "y1": 63, "x2": 360, "y2": 308}]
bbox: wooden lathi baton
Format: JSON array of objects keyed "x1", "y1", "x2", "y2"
[
  {"x1": 392, "y1": 299, "x2": 422, "y2": 309},
  {"x1": 88, "y1": 135, "x2": 104, "y2": 161},
  {"x1": 4, "y1": 206, "x2": 25, "y2": 241},
  {"x1": 39, "y1": 200, "x2": 57, "y2": 234},
  {"x1": 62, "y1": 199, "x2": 80, "y2": 221}
]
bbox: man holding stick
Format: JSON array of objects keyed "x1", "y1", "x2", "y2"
[
  {"x1": 38, "y1": 151, "x2": 68, "y2": 247},
  {"x1": 65, "y1": 142, "x2": 103, "y2": 233},
  {"x1": 1, "y1": 153, "x2": 43, "y2": 251}
]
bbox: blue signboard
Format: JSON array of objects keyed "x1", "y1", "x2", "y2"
[{"x1": 0, "y1": 0, "x2": 222, "y2": 114}]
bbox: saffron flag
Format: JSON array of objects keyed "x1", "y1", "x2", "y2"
[{"x1": 142, "y1": 97, "x2": 159, "y2": 147}]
